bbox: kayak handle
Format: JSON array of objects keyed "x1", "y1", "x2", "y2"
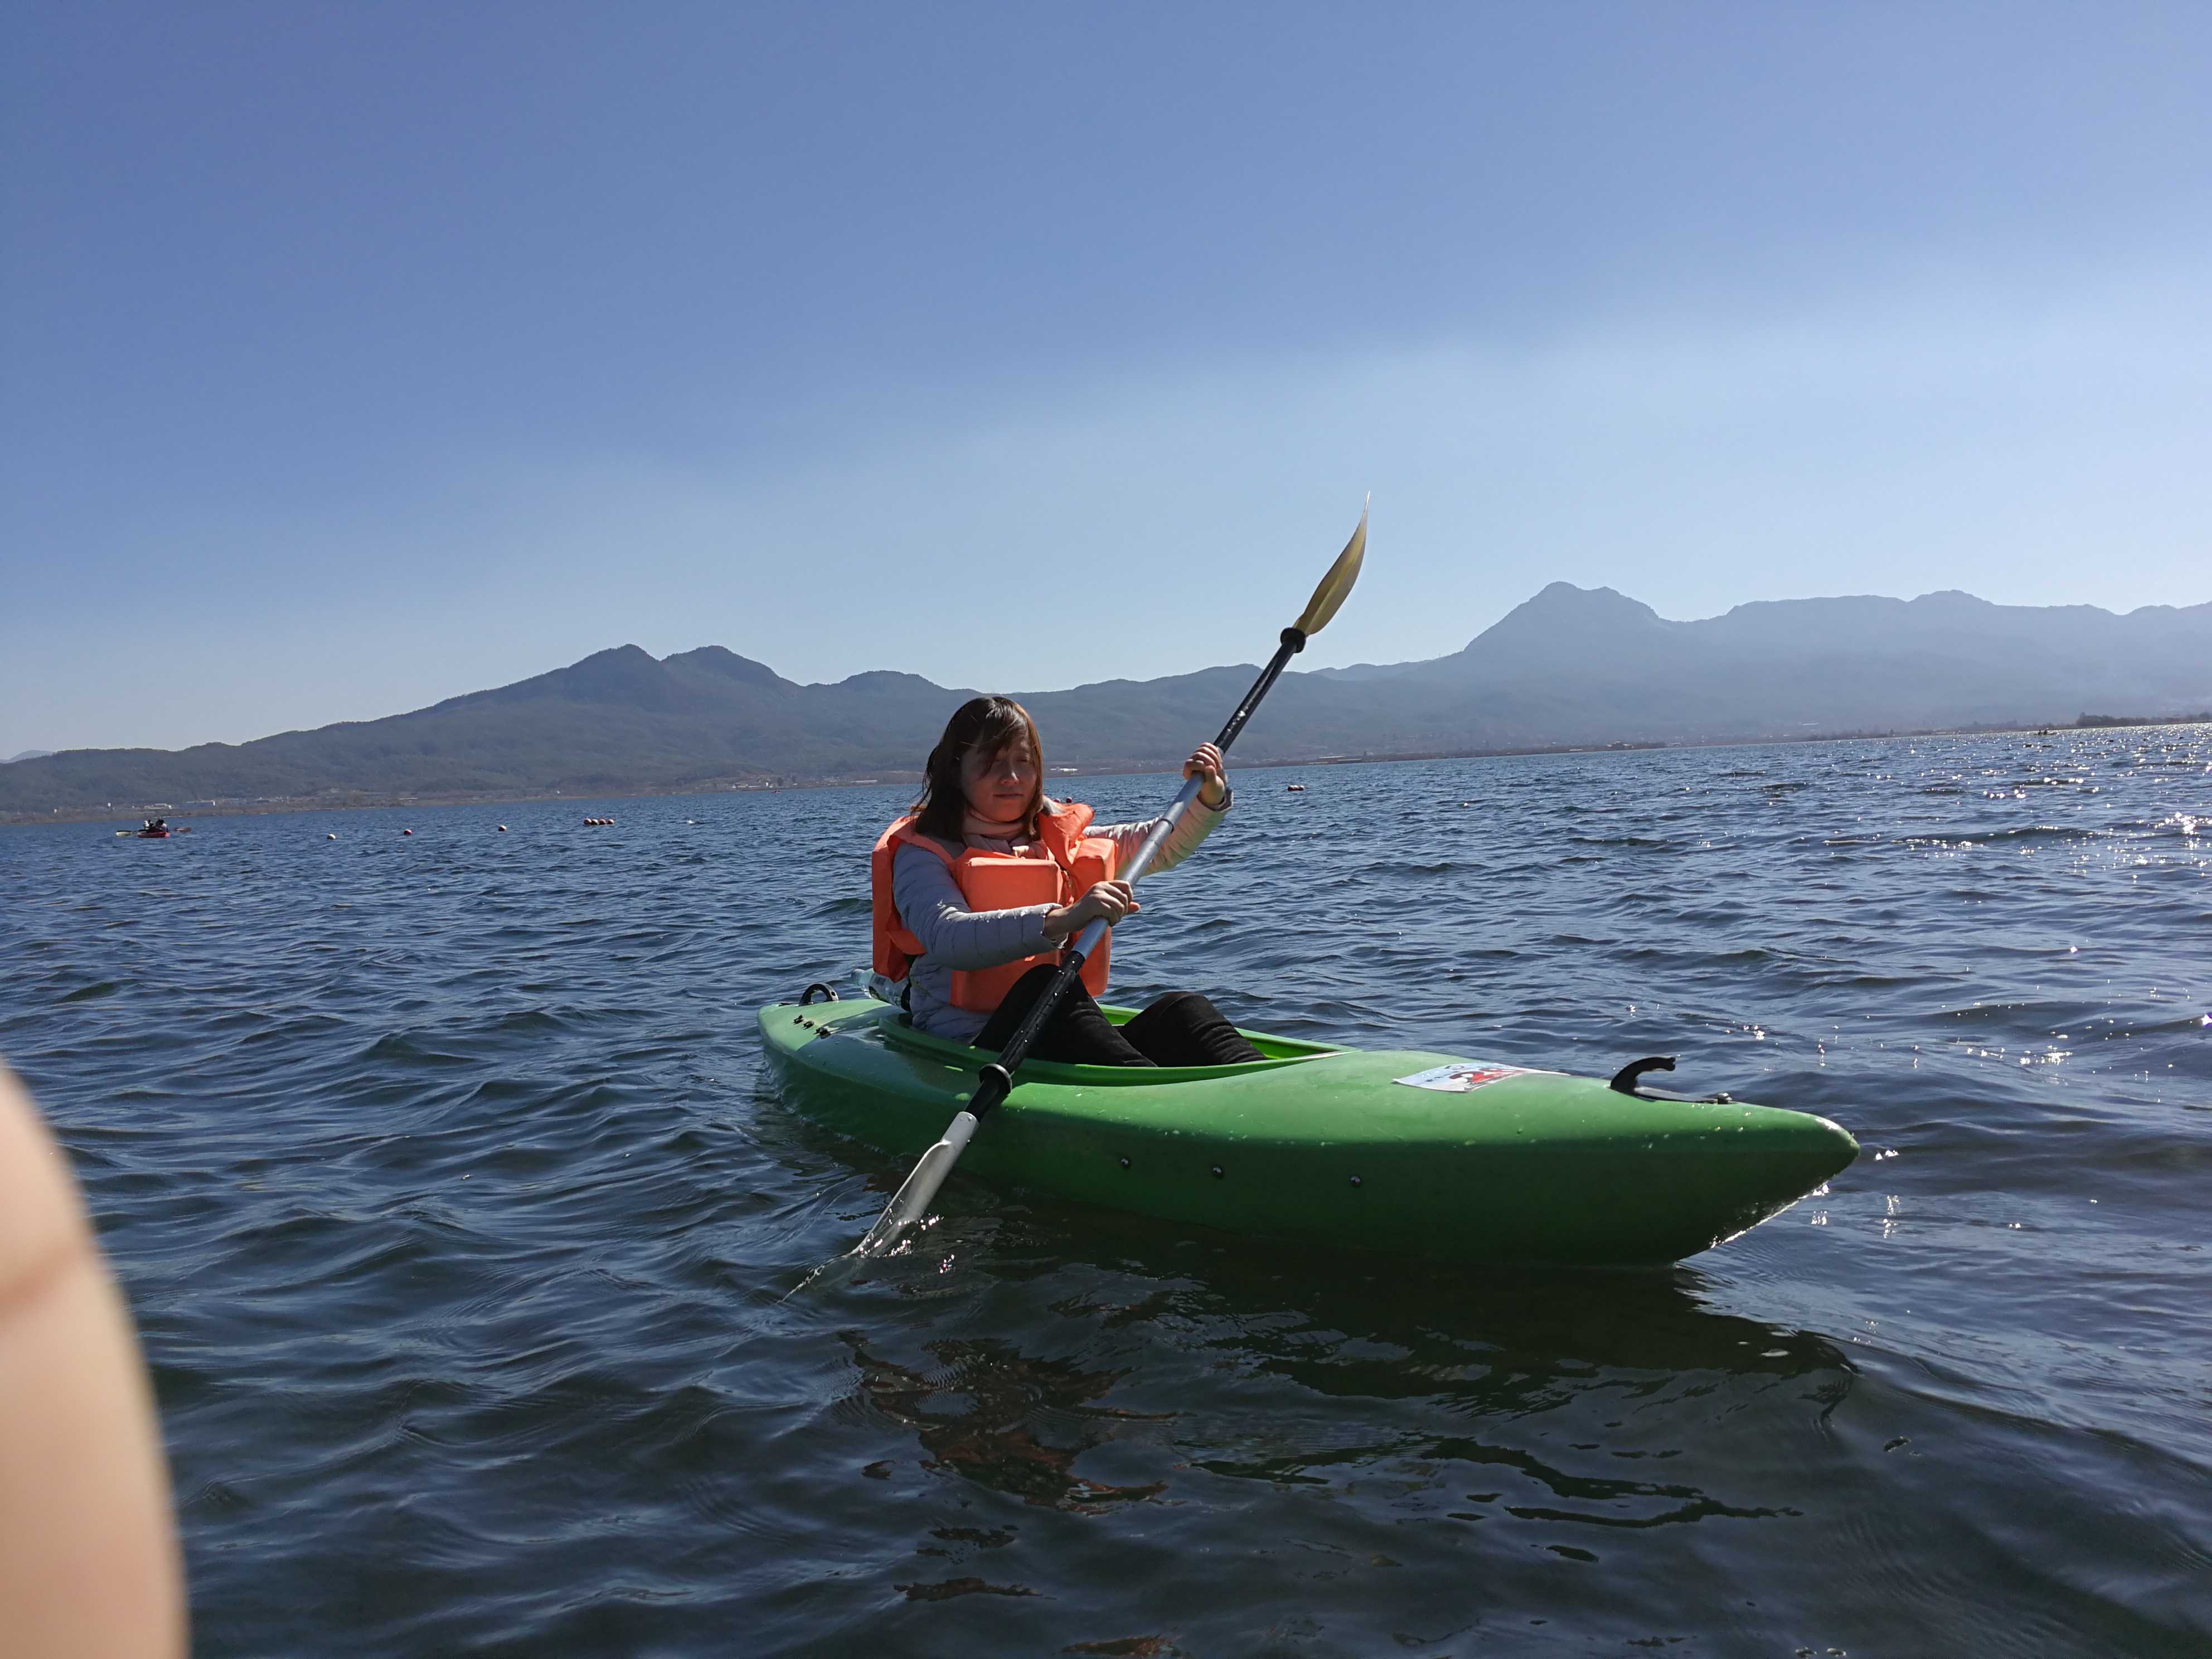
[
  {"x1": 799, "y1": 983, "x2": 840, "y2": 1005},
  {"x1": 1608, "y1": 1055, "x2": 1736, "y2": 1105},
  {"x1": 1608, "y1": 1055, "x2": 1677, "y2": 1095}
]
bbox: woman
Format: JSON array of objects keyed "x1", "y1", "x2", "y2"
[{"x1": 871, "y1": 696, "x2": 1263, "y2": 1068}]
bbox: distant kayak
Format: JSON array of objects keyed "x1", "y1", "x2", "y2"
[{"x1": 760, "y1": 990, "x2": 1857, "y2": 1268}]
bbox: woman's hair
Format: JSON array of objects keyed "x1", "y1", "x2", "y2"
[{"x1": 910, "y1": 696, "x2": 1045, "y2": 843}]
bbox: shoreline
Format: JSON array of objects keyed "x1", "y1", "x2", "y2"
[{"x1": 8, "y1": 717, "x2": 2206, "y2": 830}]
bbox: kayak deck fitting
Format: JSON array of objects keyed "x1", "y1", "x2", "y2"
[{"x1": 760, "y1": 992, "x2": 1857, "y2": 1268}]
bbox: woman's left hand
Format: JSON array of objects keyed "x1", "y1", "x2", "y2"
[{"x1": 1183, "y1": 742, "x2": 1229, "y2": 808}]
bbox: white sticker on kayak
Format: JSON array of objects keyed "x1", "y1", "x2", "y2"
[{"x1": 1392, "y1": 1061, "x2": 1532, "y2": 1092}]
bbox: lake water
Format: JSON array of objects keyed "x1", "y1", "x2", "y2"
[{"x1": 2, "y1": 729, "x2": 2208, "y2": 1656}]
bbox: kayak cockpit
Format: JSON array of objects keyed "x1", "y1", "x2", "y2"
[{"x1": 871, "y1": 1001, "x2": 1341, "y2": 1085}]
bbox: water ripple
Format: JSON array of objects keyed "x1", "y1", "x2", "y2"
[{"x1": 3, "y1": 728, "x2": 2208, "y2": 1655}]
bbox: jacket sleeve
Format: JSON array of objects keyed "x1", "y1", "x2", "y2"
[
  {"x1": 892, "y1": 842, "x2": 1056, "y2": 969},
  {"x1": 1092, "y1": 790, "x2": 1230, "y2": 879}
]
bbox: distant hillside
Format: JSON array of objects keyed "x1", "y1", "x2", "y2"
[
  {"x1": 5, "y1": 586, "x2": 2209, "y2": 820},
  {"x1": 1395, "y1": 584, "x2": 2212, "y2": 745}
]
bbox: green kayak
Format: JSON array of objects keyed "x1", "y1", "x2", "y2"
[{"x1": 760, "y1": 992, "x2": 1857, "y2": 1268}]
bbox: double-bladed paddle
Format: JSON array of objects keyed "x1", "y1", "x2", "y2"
[{"x1": 850, "y1": 502, "x2": 1369, "y2": 1258}]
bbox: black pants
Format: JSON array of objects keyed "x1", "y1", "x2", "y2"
[{"x1": 973, "y1": 963, "x2": 1265, "y2": 1068}]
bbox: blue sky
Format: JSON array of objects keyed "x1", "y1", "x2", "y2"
[{"x1": 4, "y1": 3, "x2": 2208, "y2": 754}]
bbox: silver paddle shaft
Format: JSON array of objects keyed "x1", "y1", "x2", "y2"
[{"x1": 1066, "y1": 773, "x2": 1208, "y2": 961}]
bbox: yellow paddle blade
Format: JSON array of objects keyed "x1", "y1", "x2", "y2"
[{"x1": 1293, "y1": 496, "x2": 1368, "y2": 636}]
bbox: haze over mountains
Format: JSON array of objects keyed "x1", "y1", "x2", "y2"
[{"x1": 6, "y1": 584, "x2": 2209, "y2": 821}]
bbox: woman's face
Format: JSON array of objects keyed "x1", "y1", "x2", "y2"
[{"x1": 959, "y1": 738, "x2": 1038, "y2": 823}]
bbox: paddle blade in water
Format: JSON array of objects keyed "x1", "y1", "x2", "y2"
[
  {"x1": 850, "y1": 1110, "x2": 978, "y2": 1257},
  {"x1": 1293, "y1": 498, "x2": 1367, "y2": 636}
]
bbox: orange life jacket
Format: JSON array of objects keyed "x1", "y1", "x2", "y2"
[{"x1": 871, "y1": 801, "x2": 1118, "y2": 1012}]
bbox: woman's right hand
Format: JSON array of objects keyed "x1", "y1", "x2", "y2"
[{"x1": 1044, "y1": 880, "x2": 1138, "y2": 940}]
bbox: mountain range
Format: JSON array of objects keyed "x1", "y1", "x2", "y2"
[{"x1": 6, "y1": 584, "x2": 2209, "y2": 821}]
